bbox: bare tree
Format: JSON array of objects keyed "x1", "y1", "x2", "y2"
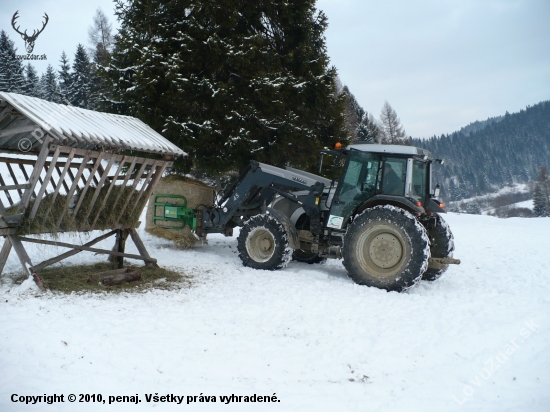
[
  {"x1": 379, "y1": 101, "x2": 409, "y2": 145},
  {"x1": 88, "y1": 8, "x2": 113, "y2": 66}
]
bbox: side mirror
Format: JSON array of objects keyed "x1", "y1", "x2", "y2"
[{"x1": 434, "y1": 184, "x2": 441, "y2": 198}]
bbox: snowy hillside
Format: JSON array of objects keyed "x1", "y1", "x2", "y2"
[{"x1": 1, "y1": 213, "x2": 549, "y2": 411}]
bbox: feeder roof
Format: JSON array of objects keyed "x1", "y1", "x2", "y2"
[{"x1": 0, "y1": 92, "x2": 186, "y2": 157}]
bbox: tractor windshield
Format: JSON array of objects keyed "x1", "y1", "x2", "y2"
[{"x1": 330, "y1": 150, "x2": 381, "y2": 220}]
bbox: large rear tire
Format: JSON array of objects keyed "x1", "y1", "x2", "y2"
[
  {"x1": 237, "y1": 214, "x2": 292, "y2": 270},
  {"x1": 343, "y1": 205, "x2": 430, "y2": 291},
  {"x1": 422, "y1": 214, "x2": 455, "y2": 281}
]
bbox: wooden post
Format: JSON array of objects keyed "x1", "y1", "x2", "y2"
[
  {"x1": 129, "y1": 228, "x2": 157, "y2": 267},
  {"x1": 0, "y1": 237, "x2": 12, "y2": 275},
  {"x1": 7, "y1": 235, "x2": 33, "y2": 276},
  {"x1": 114, "y1": 229, "x2": 130, "y2": 269}
]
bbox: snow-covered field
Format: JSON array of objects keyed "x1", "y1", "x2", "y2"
[{"x1": 1, "y1": 213, "x2": 549, "y2": 412}]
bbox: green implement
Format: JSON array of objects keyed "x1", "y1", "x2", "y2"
[{"x1": 153, "y1": 195, "x2": 196, "y2": 230}]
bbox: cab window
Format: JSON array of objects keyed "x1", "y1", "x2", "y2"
[{"x1": 381, "y1": 158, "x2": 406, "y2": 196}]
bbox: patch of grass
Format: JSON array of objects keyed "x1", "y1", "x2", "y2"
[{"x1": 36, "y1": 262, "x2": 191, "y2": 294}]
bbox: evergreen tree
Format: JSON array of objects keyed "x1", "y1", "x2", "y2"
[
  {"x1": 357, "y1": 113, "x2": 381, "y2": 143},
  {"x1": 465, "y1": 202, "x2": 482, "y2": 215},
  {"x1": 379, "y1": 101, "x2": 409, "y2": 145},
  {"x1": 40, "y1": 65, "x2": 61, "y2": 102},
  {"x1": 24, "y1": 63, "x2": 41, "y2": 97},
  {"x1": 68, "y1": 44, "x2": 92, "y2": 108},
  {"x1": 0, "y1": 30, "x2": 26, "y2": 93},
  {"x1": 532, "y1": 185, "x2": 548, "y2": 217},
  {"x1": 533, "y1": 165, "x2": 550, "y2": 217},
  {"x1": 108, "y1": 0, "x2": 347, "y2": 175},
  {"x1": 341, "y1": 85, "x2": 364, "y2": 140},
  {"x1": 58, "y1": 51, "x2": 72, "y2": 103}
]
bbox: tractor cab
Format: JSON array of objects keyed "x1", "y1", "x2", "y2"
[{"x1": 324, "y1": 143, "x2": 444, "y2": 230}]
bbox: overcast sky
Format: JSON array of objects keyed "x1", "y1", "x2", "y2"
[{"x1": 2, "y1": 0, "x2": 549, "y2": 137}]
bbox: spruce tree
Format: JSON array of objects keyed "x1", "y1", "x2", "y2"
[
  {"x1": 68, "y1": 44, "x2": 92, "y2": 108},
  {"x1": 108, "y1": 0, "x2": 346, "y2": 175},
  {"x1": 357, "y1": 113, "x2": 381, "y2": 143},
  {"x1": 58, "y1": 51, "x2": 72, "y2": 104},
  {"x1": 0, "y1": 30, "x2": 26, "y2": 93},
  {"x1": 40, "y1": 65, "x2": 61, "y2": 102},
  {"x1": 24, "y1": 63, "x2": 41, "y2": 97}
]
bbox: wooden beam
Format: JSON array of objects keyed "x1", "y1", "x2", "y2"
[
  {"x1": 42, "y1": 149, "x2": 76, "y2": 223},
  {"x1": 129, "y1": 229, "x2": 157, "y2": 267},
  {"x1": 109, "y1": 157, "x2": 138, "y2": 212},
  {"x1": 127, "y1": 160, "x2": 159, "y2": 218},
  {"x1": 0, "y1": 124, "x2": 37, "y2": 138},
  {"x1": 0, "y1": 174, "x2": 14, "y2": 206},
  {"x1": 135, "y1": 162, "x2": 168, "y2": 220},
  {"x1": 0, "y1": 184, "x2": 30, "y2": 191},
  {"x1": 55, "y1": 151, "x2": 91, "y2": 227},
  {"x1": 114, "y1": 160, "x2": 150, "y2": 226},
  {"x1": 91, "y1": 156, "x2": 132, "y2": 228},
  {"x1": 83, "y1": 155, "x2": 116, "y2": 226},
  {"x1": 6, "y1": 163, "x2": 23, "y2": 198},
  {"x1": 72, "y1": 153, "x2": 104, "y2": 217},
  {"x1": 29, "y1": 146, "x2": 62, "y2": 219},
  {"x1": 19, "y1": 236, "x2": 157, "y2": 264},
  {"x1": 19, "y1": 134, "x2": 52, "y2": 212},
  {"x1": 30, "y1": 230, "x2": 116, "y2": 272},
  {"x1": 0, "y1": 105, "x2": 13, "y2": 122},
  {"x1": 0, "y1": 237, "x2": 12, "y2": 275},
  {"x1": 7, "y1": 235, "x2": 33, "y2": 277}
]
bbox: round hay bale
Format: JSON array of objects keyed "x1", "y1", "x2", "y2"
[{"x1": 145, "y1": 175, "x2": 215, "y2": 248}]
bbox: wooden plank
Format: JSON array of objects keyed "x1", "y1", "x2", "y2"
[
  {"x1": 0, "y1": 175, "x2": 14, "y2": 206},
  {"x1": 72, "y1": 153, "x2": 104, "y2": 217},
  {"x1": 19, "y1": 236, "x2": 157, "y2": 264},
  {"x1": 82, "y1": 155, "x2": 116, "y2": 224},
  {"x1": 55, "y1": 152, "x2": 91, "y2": 227},
  {"x1": 114, "y1": 160, "x2": 150, "y2": 226},
  {"x1": 0, "y1": 124, "x2": 37, "y2": 138},
  {"x1": 18, "y1": 163, "x2": 30, "y2": 181},
  {"x1": 109, "y1": 157, "x2": 138, "y2": 212},
  {"x1": 55, "y1": 166, "x2": 70, "y2": 193},
  {"x1": 91, "y1": 156, "x2": 132, "y2": 228},
  {"x1": 0, "y1": 237, "x2": 12, "y2": 275},
  {"x1": 42, "y1": 149, "x2": 76, "y2": 222},
  {"x1": 19, "y1": 134, "x2": 51, "y2": 212},
  {"x1": 129, "y1": 228, "x2": 157, "y2": 267},
  {"x1": 6, "y1": 163, "x2": 23, "y2": 198},
  {"x1": 0, "y1": 184, "x2": 30, "y2": 191},
  {"x1": 30, "y1": 230, "x2": 116, "y2": 272},
  {"x1": 29, "y1": 146, "x2": 62, "y2": 219},
  {"x1": 127, "y1": 160, "x2": 159, "y2": 218},
  {"x1": 134, "y1": 162, "x2": 168, "y2": 219}
]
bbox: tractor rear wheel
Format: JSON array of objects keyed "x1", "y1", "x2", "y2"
[
  {"x1": 343, "y1": 206, "x2": 430, "y2": 291},
  {"x1": 237, "y1": 214, "x2": 292, "y2": 270},
  {"x1": 422, "y1": 214, "x2": 455, "y2": 281}
]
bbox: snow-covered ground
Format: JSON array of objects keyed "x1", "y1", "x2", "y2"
[{"x1": 1, "y1": 213, "x2": 549, "y2": 412}]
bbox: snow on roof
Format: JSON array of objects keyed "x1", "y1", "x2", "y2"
[
  {"x1": 0, "y1": 92, "x2": 186, "y2": 157},
  {"x1": 347, "y1": 142, "x2": 432, "y2": 159}
]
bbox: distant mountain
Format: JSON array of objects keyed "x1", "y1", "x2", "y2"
[{"x1": 412, "y1": 101, "x2": 550, "y2": 201}]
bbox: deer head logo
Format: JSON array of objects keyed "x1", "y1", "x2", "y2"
[{"x1": 11, "y1": 11, "x2": 49, "y2": 54}]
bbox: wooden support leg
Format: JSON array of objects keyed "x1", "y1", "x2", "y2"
[
  {"x1": 7, "y1": 235, "x2": 45, "y2": 291},
  {"x1": 129, "y1": 229, "x2": 158, "y2": 268},
  {"x1": 111, "y1": 229, "x2": 129, "y2": 269},
  {"x1": 0, "y1": 237, "x2": 13, "y2": 275}
]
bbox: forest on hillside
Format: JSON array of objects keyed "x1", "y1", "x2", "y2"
[{"x1": 413, "y1": 101, "x2": 550, "y2": 201}]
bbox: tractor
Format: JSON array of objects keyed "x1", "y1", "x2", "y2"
[{"x1": 155, "y1": 142, "x2": 459, "y2": 291}]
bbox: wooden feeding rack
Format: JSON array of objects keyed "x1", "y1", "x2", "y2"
[{"x1": 0, "y1": 92, "x2": 186, "y2": 288}]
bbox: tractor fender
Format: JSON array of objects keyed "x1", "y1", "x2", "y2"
[
  {"x1": 355, "y1": 195, "x2": 424, "y2": 217},
  {"x1": 263, "y1": 207, "x2": 300, "y2": 250}
]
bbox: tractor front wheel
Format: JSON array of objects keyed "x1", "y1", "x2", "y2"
[
  {"x1": 237, "y1": 214, "x2": 292, "y2": 270},
  {"x1": 343, "y1": 206, "x2": 430, "y2": 291}
]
